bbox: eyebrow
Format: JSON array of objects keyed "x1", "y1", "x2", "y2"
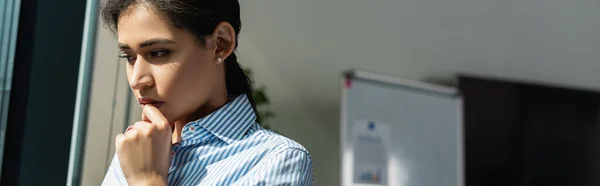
[{"x1": 118, "y1": 38, "x2": 177, "y2": 49}]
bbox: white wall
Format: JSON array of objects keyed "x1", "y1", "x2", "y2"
[{"x1": 238, "y1": 0, "x2": 600, "y2": 185}]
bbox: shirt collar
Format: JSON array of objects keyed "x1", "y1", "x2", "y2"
[{"x1": 182, "y1": 94, "x2": 257, "y2": 144}]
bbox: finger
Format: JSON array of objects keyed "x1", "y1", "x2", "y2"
[
  {"x1": 116, "y1": 133, "x2": 125, "y2": 144},
  {"x1": 115, "y1": 133, "x2": 125, "y2": 151},
  {"x1": 125, "y1": 127, "x2": 141, "y2": 138},
  {"x1": 141, "y1": 107, "x2": 150, "y2": 122},
  {"x1": 142, "y1": 105, "x2": 169, "y2": 130},
  {"x1": 124, "y1": 121, "x2": 148, "y2": 134},
  {"x1": 134, "y1": 121, "x2": 156, "y2": 135},
  {"x1": 125, "y1": 126, "x2": 135, "y2": 134},
  {"x1": 133, "y1": 121, "x2": 151, "y2": 130}
]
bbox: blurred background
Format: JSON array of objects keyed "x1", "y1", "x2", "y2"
[{"x1": 1, "y1": 0, "x2": 600, "y2": 185}]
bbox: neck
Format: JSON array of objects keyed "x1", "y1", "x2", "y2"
[{"x1": 171, "y1": 93, "x2": 229, "y2": 144}]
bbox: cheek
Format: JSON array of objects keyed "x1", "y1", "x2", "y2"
[
  {"x1": 156, "y1": 52, "x2": 219, "y2": 119},
  {"x1": 179, "y1": 58, "x2": 219, "y2": 97}
]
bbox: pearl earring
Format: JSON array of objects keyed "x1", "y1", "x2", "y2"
[{"x1": 217, "y1": 58, "x2": 223, "y2": 63}]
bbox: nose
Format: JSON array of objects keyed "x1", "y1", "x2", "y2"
[{"x1": 128, "y1": 57, "x2": 154, "y2": 90}]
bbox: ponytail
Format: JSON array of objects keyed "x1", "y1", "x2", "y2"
[{"x1": 225, "y1": 53, "x2": 259, "y2": 120}]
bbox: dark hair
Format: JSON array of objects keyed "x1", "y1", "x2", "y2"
[{"x1": 101, "y1": 0, "x2": 258, "y2": 118}]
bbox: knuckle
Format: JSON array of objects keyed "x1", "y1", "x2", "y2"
[
  {"x1": 127, "y1": 130, "x2": 140, "y2": 140},
  {"x1": 141, "y1": 128, "x2": 152, "y2": 136},
  {"x1": 134, "y1": 121, "x2": 146, "y2": 127},
  {"x1": 115, "y1": 135, "x2": 123, "y2": 143},
  {"x1": 147, "y1": 123, "x2": 157, "y2": 132},
  {"x1": 157, "y1": 122, "x2": 169, "y2": 130},
  {"x1": 115, "y1": 134, "x2": 126, "y2": 149}
]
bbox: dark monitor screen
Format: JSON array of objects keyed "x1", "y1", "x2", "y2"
[{"x1": 459, "y1": 76, "x2": 600, "y2": 186}]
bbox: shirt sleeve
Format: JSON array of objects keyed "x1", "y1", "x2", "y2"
[
  {"x1": 241, "y1": 148, "x2": 314, "y2": 186},
  {"x1": 101, "y1": 154, "x2": 129, "y2": 186}
]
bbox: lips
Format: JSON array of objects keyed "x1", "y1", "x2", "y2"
[{"x1": 138, "y1": 97, "x2": 164, "y2": 109}]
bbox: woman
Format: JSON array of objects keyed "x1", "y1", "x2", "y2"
[{"x1": 100, "y1": 0, "x2": 313, "y2": 185}]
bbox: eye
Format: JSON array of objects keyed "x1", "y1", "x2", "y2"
[
  {"x1": 118, "y1": 54, "x2": 136, "y2": 64},
  {"x1": 149, "y1": 49, "x2": 171, "y2": 60}
]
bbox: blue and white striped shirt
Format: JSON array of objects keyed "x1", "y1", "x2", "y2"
[{"x1": 102, "y1": 95, "x2": 313, "y2": 185}]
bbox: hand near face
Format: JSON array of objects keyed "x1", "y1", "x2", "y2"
[{"x1": 116, "y1": 105, "x2": 172, "y2": 185}]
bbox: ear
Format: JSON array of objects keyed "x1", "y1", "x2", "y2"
[{"x1": 212, "y1": 22, "x2": 236, "y2": 64}]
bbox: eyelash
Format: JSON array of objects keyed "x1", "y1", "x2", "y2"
[
  {"x1": 118, "y1": 54, "x2": 136, "y2": 63},
  {"x1": 119, "y1": 49, "x2": 171, "y2": 64}
]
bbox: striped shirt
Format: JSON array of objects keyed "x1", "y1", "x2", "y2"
[{"x1": 102, "y1": 95, "x2": 313, "y2": 185}]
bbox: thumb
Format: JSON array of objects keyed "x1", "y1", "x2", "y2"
[
  {"x1": 142, "y1": 105, "x2": 170, "y2": 131},
  {"x1": 141, "y1": 109, "x2": 150, "y2": 122}
]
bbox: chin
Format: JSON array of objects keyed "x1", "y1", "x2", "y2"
[
  {"x1": 162, "y1": 113, "x2": 177, "y2": 124},
  {"x1": 164, "y1": 112, "x2": 187, "y2": 125}
]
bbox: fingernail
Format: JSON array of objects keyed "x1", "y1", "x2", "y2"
[{"x1": 126, "y1": 126, "x2": 134, "y2": 132}]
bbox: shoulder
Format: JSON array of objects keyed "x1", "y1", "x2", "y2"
[
  {"x1": 245, "y1": 123, "x2": 311, "y2": 157},
  {"x1": 240, "y1": 124, "x2": 314, "y2": 185}
]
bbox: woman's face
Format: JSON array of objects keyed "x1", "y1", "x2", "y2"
[{"x1": 116, "y1": 5, "x2": 224, "y2": 123}]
